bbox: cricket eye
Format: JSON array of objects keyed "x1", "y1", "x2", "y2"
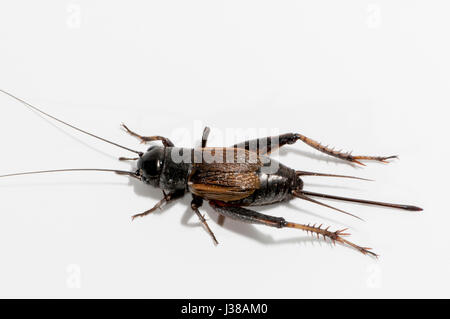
[{"x1": 143, "y1": 158, "x2": 160, "y2": 176}]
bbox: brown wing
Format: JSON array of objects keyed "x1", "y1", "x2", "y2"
[{"x1": 188, "y1": 147, "x2": 262, "y2": 202}]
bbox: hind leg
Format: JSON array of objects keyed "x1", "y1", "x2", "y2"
[
  {"x1": 209, "y1": 201, "x2": 377, "y2": 257},
  {"x1": 121, "y1": 123, "x2": 174, "y2": 147},
  {"x1": 232, "y1": 133, "x2": 396, "y2": 166}
]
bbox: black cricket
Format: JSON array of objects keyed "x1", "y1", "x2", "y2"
[{"x1": 0, "y1": 90, "x2": 422, "y2": 257}]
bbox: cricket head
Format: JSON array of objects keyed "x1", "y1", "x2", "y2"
[{"x1": 137, "y1": 145, "x2": 165, "y2": 187}]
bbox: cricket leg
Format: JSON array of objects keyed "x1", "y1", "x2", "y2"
[
  {"x1": 201, "y1": 126, "x2": 210, "y2": 148},
  {"x1": 131, "y1": 190, "x2": 184, "y2": 220},
  {"x1": 233, "y1": 133, "x2": 397, "y2": 166},
  {"x1": 121, "y1": 123, "x2": 174, "y2": 147},
  {"x1": 191, "y1": 195, "x2": 219, "y2": 245},
  {"x1": 209, "y1": 201, "x2": 377, "y2": 257}
]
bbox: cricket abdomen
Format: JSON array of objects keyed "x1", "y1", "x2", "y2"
[{"x1": 231, "y1": 158, "x2": 301, "y2": 206}]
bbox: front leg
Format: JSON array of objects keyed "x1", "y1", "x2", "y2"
[
  {"x1": 232, "y1": 133, "x2": 397, "y2": 166},
  {"x1": 121, "y1": 123, "x2": 174, "y2": 147},
  {"x1": 131, "y1": 190, "x2": 183, "y2": 220}
]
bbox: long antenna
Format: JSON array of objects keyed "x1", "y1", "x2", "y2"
[
  {"x1": 301, "y1": 190, "x2": 423, "y2": 211},
  {"x1": 0, "y1": 169, "x2": 139, "y2": 179},
  {"x1": 0, "y1": 89, "x2": 142, "y2": 155}
]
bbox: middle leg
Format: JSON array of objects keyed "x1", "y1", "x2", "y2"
[{"x1": 191, "y1": 195, "x2": 219, "y2": 245}]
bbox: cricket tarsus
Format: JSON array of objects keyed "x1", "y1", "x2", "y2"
[
  {"x1": 283, "y1": 221, "x2": 378, "y2": 257},
  {"x1": 293, "y1": 133, "x2": 398, "y2": 166},
  {"x1": 0, "y1": 89, "x2": 142, "y2": 155}
]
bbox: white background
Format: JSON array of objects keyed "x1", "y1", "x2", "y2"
[{"x1": 0, "y1": 1, "x2": 448, "y2": 298}]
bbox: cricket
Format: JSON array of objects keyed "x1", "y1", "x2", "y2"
[{"x1": 0, "y1": 89, "x2": 422, "y2": 257}]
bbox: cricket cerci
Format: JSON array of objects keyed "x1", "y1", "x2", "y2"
[{"x1": 0, "y1": 89, "x2": 422, "y2": 257}]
